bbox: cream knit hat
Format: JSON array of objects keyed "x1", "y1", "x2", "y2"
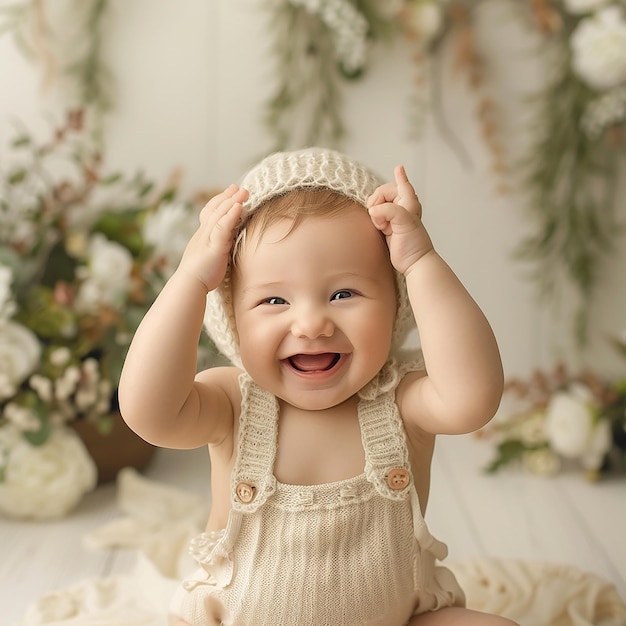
[{"x1": 204, "y1": 147, "x2": 415, "y2": 368}]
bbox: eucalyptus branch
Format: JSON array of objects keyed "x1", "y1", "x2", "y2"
[
  {"x1": 263, "y1": 4, "x2": 345, "y2": 151},
  {"x1": 517, "y1": 47, "x2": 620, "y2": 344},
  {"x1": 65, "y1": 0, "x2": 113, "y2": 142}
]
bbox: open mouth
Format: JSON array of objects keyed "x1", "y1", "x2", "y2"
[{"x1": 287, "y1": 353, "x2": 342, "y2": 373}]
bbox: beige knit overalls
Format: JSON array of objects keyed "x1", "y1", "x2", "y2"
[{"x1": 170, "y1": 372, "x2": 465, "y2": 625}]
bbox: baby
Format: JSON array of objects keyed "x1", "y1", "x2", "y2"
[{"x1": 119, "y1": 148, "x2": 515, "y2": 625}]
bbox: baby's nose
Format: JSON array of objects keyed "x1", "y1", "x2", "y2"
[{"x1": 291, "y1": 307, "x2": 334, "y2": 339}]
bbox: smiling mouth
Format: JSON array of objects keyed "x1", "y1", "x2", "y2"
[{"x1": 287, "y1": 353, "x2": 342, "y2": 373}]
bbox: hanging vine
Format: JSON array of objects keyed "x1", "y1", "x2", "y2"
[{"x1": 262, "y1": 0, "x2": 626, "y2": 345}]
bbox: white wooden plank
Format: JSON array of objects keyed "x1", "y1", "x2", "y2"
[
  {"x1": 427, "y1": 435, "x2": 492, "y2": 559},
  {"x1": 434, "y1": 434, "x2": 626, "y2": 599},
  {"x1": 2, "y1": 486, "x2": 118, "y2": 624}
]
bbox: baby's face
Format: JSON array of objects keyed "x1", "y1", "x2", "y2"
[{"x1": 231, "y1": 204, "x2": 397, "y2": 411}]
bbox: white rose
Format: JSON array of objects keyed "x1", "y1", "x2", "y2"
[
  {"x1": 0, "y1": 264, "x2": 16, "y2": 320},
  {"x1": 0, "y1": 426, "x2": 97, "y2": 520},
  {"x1": 571, "y1": 6, "x2": 626, "y2": 90},
  {"x1": 580, "y1": 418, "x2": 613, "y2": 470},
  {"x1": 0, "y1": 320, "x2": 41, "y2": 401},
  {"x1": 545, "y1": 385, "x2": 595, "y2": 457},
  {"x1": 142, "y1": 202, "x2": 197, "y2": 274},
  {"x1": 563, "y1": 0, "x2": 610, "y2": 14},
  {"x1": 545, "y1": 384, "x2": 612, "y2": 470},
  {"x1": 406, "y1": 2, "x2": 445, "y2": 43},
  {"x1": 76, "y1": 234, "x2": 133, "y2": 311}
]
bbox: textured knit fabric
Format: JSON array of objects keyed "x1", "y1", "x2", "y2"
[
  {"x1": 170, "y1": 370, "x2": 465, "y2": 625},
  {"x1": 204, "y1": 147, "x2": 415, "y2": 369}
]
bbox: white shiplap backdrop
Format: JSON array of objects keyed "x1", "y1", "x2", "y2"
[{"x1": 1, "y1": 0, "x2": 625, "y2": 380}]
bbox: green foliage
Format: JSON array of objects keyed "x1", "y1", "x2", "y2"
[
  {"x1": 484, "y1": 439, "x2": 529, "y2": 473},
  {"x1": 517, "y1": 42, "x2": 621, "y2": 343},
  {"x1": 0, "y1": 114, "x2": 216, "y2": 457}
]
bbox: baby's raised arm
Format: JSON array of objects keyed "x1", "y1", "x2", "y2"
[
  {"x1": 368, "y1": 167, "x2": 503, "y2": 435},
  {"x1": 118, "y1": 185, "x2": 247, "y2": 449}
]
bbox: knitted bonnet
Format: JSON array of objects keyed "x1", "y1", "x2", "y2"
[{"x1": 204, "y1": 147, "x2": 415, "y2": 368}]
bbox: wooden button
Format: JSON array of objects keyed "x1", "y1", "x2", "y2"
[
  {"x1": 235, "y1": 481, "x2": 256, "y2": 503},
  {"x1": 386, "y1": 468, "x2": 410, "y2": 490}
]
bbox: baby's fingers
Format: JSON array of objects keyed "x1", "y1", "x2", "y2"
[
  {"x1": 199, "y1": 185, "x2": 248, "y2": 227},
  {"x1": 393, "y1": 165, "x2": 422, "y2": 217},
  {"x1": 367, "y1": 182, "x2": 399, "y2": 208},
  {"x1": 210, "y1": 200, "x2": 243, "y2": 250},
  {"x1": 367, "y1": 166, "x2": 422, "y2": 218},
  {"x1": 368, "y1": 202, "x2": 417, "y2": 236}
]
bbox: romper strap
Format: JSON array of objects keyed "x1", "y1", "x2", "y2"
[
  {"x1": 230, "y1": 373, "x2": 278, "y2": 513},
  {"x1": 359, "y1": 390, "x2": 414, "y2": 501}
]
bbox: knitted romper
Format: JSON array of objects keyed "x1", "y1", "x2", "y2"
[{"x1": 169, "y1": 372, "x2": 465, "y2": 625}]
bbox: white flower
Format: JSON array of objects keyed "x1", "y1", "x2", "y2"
[
  {"x1": 518, "y1": 410, "x2": 548, "y2": 446},
  {"x1": 581, "y1": 85, "x2": 626, "y2": 137},
  {"x1": 290, "y1": 0, "x2": 369, "y2": 74},
  {"x1": 406, "y1": 2, "x2": 445, "y2": 43},
  {"x1": 0, "y1": 426, "x2": 97, "y2": 520},
  {"x1": 563, "y1": 0, "x2": 610, "y2": 15},
  {"x1": 75, "y1": 234, "x2": 133, "y2": 312},
  {"x1": 545, "y1": 384, "x2": 612, "y2": 467},
  {"x1": 571, "y1": 6, "x2": 626, "y2": 90},
  {"x1": 580, "y1": 418, "x2": 612, "y2": 470},
  {"x1": 2, "y1": 402, "x2": 39, "y2": 432},
  {"x1": 545, "y1": 385, "x2": 594, "y2": 457},
  {"x1": 29, "y1": 374, "x2": 54, "y2": 402},
  {"x1": 523, "y1": 448, "x2": 561, "y2": 476},
  {"x1": 54, "y1": 365, "x2": 81, "y2": 401},
  {"x1": 50, "y1": 346, "x2": 72, "y2": 368},
  {"x1": 142, "y1": 203, "x2": 197, "y2": 274},
  {"x1": 0, "y1": 264, "x2": 16, "y2": 320},
  {"x1": 0, "y1": 320, "x2": 41, "y2": 401}
]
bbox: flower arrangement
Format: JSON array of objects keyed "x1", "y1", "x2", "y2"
[
  {"x1": 483, "y1": 358, "x2": 626, "y2": 480},
  {"x1": 0, "y1": 111, "x2": 215, "y2": 518}
]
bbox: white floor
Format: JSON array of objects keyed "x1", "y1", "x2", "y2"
[{"x1": 2, "y1": 433, "x2": 625, "y2": 625}]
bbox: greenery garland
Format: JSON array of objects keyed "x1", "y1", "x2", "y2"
[
  {"x1": 2, "y1": 0, "x2": 625, "y2": 347},
  {"x1": 518, "y1": 47, "x2": 620, "y2": 343},
  {"x1": 263, "y1": 0, "x2": 626, "y2": 345},
  {"x1": 516, "y1": 9, "x2": 624, "y2": 344}
]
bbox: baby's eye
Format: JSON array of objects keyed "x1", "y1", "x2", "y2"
[
  {"x1": 263, "y1": 296, "x2": 288, "y2": 305},
  {"x1": 331, "y1": 290, "x2": 353, "y2": 301}
]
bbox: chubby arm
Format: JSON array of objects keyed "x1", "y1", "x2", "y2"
[
  {"x1": 367, "y1": 166, "x2": 503, "y2": 435},
  {"x1": 118, "y1": 185, "x2": 248, "y2": 449}
]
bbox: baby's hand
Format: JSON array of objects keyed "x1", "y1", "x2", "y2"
[
  {"x1": 178, "y1": 184, "x2": 248, "y2": 291},
  {"x1": 367, "y1": 165, "x2": 433, "y2": 275}
]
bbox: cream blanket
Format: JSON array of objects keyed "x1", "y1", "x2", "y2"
[{"x1": 16, "y1": 469, "x2": 626, "y2": 626}]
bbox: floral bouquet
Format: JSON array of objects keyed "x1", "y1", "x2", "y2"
[
  {"x1": 0, "y1": 112, "x2": 215, "y2": 519},
  {"x1": 483, "y1": 361, "x2": 626, "y2": 480}
]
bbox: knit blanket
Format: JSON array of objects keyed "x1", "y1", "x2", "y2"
[{"x1": 15, "y1": 469, "x2": 626, "y2": 626}]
